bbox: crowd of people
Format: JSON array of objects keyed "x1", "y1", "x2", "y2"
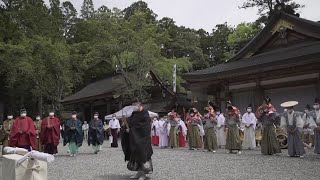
[
  {"x1": 0, "y1": 110, "x2": 122, "y2": 156},
  {"x1": 150, "y1": 97, "x2": 320, "y2": 158},
  {"x1": 0, "y1": 97, "x2": 319, "y2": 180}
]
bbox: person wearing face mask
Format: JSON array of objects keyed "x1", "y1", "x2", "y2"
[
  {"x1": 109, "y1": 114, "x2": 120, "y2": 148},
  {"x1": 63, "y1": 111, "x2": 83, "y2": 157},
  {"x1": 302, "y1": 104, "x2": 314, "y2": 148},
  {"x1": 215, "y1": 108, "x2": 226, "y2": 148},
  {"x1": 241, "y1": 104, "x2": 257, "y2": 150},
  {"x1": 10, "y1": 109, "x2": 37, "y2": 151},
  {"x1": 225, "y1": 106, "x2": 242, "y2": 154},
  {"x1": 280, "y1": 101, "x2": 305, "y2": 157},
  {"x1": 256, "y1": 103, "x2": 281, "y2": 155},
  {"x1": 151, "y1": 117, "x2": 159, "y2": 146},
  {"x1": 1, "y1": 113, "x2": 15, "y2": 154},
  {"x1": 82, "y1": 121, "x2": 89, "y2": 141},
  {"x1": 309, "y1": 97, "x2": 320, "y2": 155},
  {"x1": 157, "y1": 117, "x2": 168, "y2": 149},
  {"x1": 122, "y1": 102, "x2": 153, "y2": 180},
  {"x1": 34, "y1": 115, "x2": 43, "y2": 152},
  {"x1": 40, "y1": 110, "x2": 61, "y2": 155},
  {"x1": 88, "y1": 112, "x2": 104, "y2": 154},
  {"x1": 186, "y1": 108, "x2": 202, "y2": 150},
  {"x1": 167, "y1": 111, "x2": 179, "y2": 148}
]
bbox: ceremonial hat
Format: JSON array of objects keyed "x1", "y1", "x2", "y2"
[
  {"x1": 247, "y1": 104, "x2": 252, "y2": 108},
  {"x1": 305, "y1": 104, "x2": 311, "y2": 110},
  {"x1": 71, "y1": 111, "x2": 77, "y2": 115},
  {"x1": 314, "y1": 97, "x2": 320, "y2": 104},
  {"x1": 204, "y1": 107, "x2": 209, "y2": 114},
  {"x1": 94, "y1": 112, "x2": 99, "y2": 115},
  {"x1": 227, "y1": 100, "x2": 232, "y2": 105},
  {"x1": 264, "y1": 96, "x2": 271, "y2": 103},
  {"x1": 280, "y1": 101, "x2": 299, "y2": 108},
  {"x1": 20, "y1": 109, "x2": 27, "y2": 113}
]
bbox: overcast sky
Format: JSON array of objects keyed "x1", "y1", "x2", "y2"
[{"x1": 48, "y1": 0, "x2": 320, "y2": 32}]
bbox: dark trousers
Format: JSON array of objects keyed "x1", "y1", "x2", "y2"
[
  {"x1": 44, "y1": 143, "x2": 58, "y2": 154},
  {"x1": 111, "y1": 129, "x2": 118, "y2": 147}
]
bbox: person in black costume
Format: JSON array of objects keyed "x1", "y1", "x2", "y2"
[{"x1": 121, "y1": 102, "x2": 153, "y2": 180}]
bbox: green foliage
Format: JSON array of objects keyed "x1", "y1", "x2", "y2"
[
  {"x1": 240, "y1": 0, "x2": 304, "y2": 24},
  {"x1": 0, "y1": 0, "x2": 297, "y2": 114}
]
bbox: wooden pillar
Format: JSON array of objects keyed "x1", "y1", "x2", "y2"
[
  {"x1": 316, "y1": 73, "x2": 320, "y2": 97},
  {"x1": 220, "y1": 82, "x2": 229, "y2": 112},
  {"x1": 254, "y1": 79, "x2": 264, "y2": 109}
]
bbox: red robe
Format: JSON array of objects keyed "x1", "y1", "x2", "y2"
[
  {"x1": 10, "y1": 116, "x2": 37, "y2": 150},
  {"x1": 151, "y1": 127, "x2": 159, "y2": 146},
  {"x1": 178, "y1": 126, "x2": 186, "y2": 147},
  {"x1": 40, "y1": 117, "x2": 61, "y2": 146}
]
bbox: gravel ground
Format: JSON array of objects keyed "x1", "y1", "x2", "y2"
[{"x1": 1, "y1": 141, "x2": 320, "y2": 180}]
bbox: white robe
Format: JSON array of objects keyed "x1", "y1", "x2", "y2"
[
  {"x1": 151, "y1": 120, "x2": 159, "y2": 136},
  {"x1": 177, "y1": 120, "x2": 188, "y2": 141},
  {"x1": 157, "y1": 119, "x2": 168, "y2": 147},
  {"x1": 242, "y1": 112, "x2": 257, "y2": 149},
  {"x1": 216, "y1": 114, "x2": 226, "y2": 146}
]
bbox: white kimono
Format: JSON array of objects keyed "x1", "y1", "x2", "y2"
[
  {"x1": 157, "y1": 119, "x2": 168, "y2": 147},
  {"x1": 216, "y1": 114, "x2": 226, "y2": 146},
  {"x1": 242, "y1": 112, "x2": 257, "y2": 149},
  {"x1": 177, "y1": 119, "x2": 188, "y2": 141},
  {"x1": 151, "y1": 120, "x2": 159, "y2": 136}
]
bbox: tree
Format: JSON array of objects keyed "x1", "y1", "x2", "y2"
[
  {"x1": 62, "y1": 1, "x2": 78, "y2": 41},
  {"x1": 80, "y1": 0, "x2": 94, "y2": 20},
  {"x1": 240, "y1": 0, "x2": 304, "y2": 24},
  {"x1": 210, "y1": 23, "x2": 233, "y2": 65},
  {"x1": 227, "y1": 22, "x2": 262, "y2": 54},
  {"x1": 123, "y1": 1, "x2": 157, "y2": 23},
  {"x1": 49, "y1": 0, "x2": 64, "y2": 40}
]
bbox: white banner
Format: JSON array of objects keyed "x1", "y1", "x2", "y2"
[{"x1": 173, "y1": 64, "x2": 177, "y2": 93}]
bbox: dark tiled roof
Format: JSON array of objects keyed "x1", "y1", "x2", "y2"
[
  {"x1": 184, "y1": 12, "x2": 320, "y2": 79},
  {"x1": 184, "y1": 42, "x2": 320, "y2": 79},
  {"x1": 60, "y1": 76, "x2": 126, "y2": 103}
]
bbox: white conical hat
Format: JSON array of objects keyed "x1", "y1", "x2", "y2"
[{"x1": 280, "y1": 101, "x2": 299, "y2": 108}]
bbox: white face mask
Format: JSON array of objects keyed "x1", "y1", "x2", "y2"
[
  {"x1": 72, "y1": 115, "x2": 76, "y2": 119},
  {"x1": 36, "y1": 117, "x2": 40, "y2": 120},
  {"x1": 94, "y1": 115, "x2": 98, "y2": 119},
  {"x1": 21, "y1": 113, "x2": 27, "y2": 117},
  {"x1": 247, "y1": 108, "x2": 252, "y2": 113},
  {"x1": 112, "y1": 117, "x2": 116, "y2": 120},
  {"x1": 49, "y1": 112, "x2": 54, "y2": 116},
  {"x1": 216, "y1": 112, "x2": 220, "y2": 115},
  {"x1": 287, "y1": 109, "x2": 293, "y2": 113},
  {"x1": 314, "y1": 105, "x2": 320, "y2": 110},
  {"x1": 8, "y1": 116, "x2": 13, "y2": 119}
]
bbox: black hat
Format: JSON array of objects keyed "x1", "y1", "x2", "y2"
[
  {"x1": 227, "y1": 100, "x2": 232, "y2": 105},
  {"x1": 264, "y1": 96, "x2": 271, "y2": 103},
  {"x1": 204, "y1": 107, "x2": 209, "y2": 114},
  {"x1": 305, "y1": 104, "x2": 311, "y2": 110},
  {"x1": 94, "y1": 112, "x2": 99, "y2": 115},
  {"x1": 71, "y1": 111, "x2": 77, "y2": 115},
  {"x1": 314, "y1": 97, "x2": 320, "y2": 104},
  {"x1": 20, "y1": 109, "x2": 27, "y2": 113},
  {"x1": 188, "y1": 108, "x2": 195, "y2": 114},
  {"x1": 227, "y1": 106, "x2": 234, "y2": 111},
  {"x1": 247, "y1": 104, "x2": 252, "y2": 108}
]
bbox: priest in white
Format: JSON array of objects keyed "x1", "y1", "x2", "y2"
[
  {"x1": 151, "y1": 117, "x2": 159, "y2": 146},
  {"x1": 241, "y1": 104, "x2": 257, "y2": 150},
  {"x1": 280, "y1": 101, "x2": 306, "y2": 157},
  {"x1": 216, "y1": 109, "x2": 226, "y2": 148},
  {"x1": 157, "y1": 117, "x2": 168, "y2": 148}
]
